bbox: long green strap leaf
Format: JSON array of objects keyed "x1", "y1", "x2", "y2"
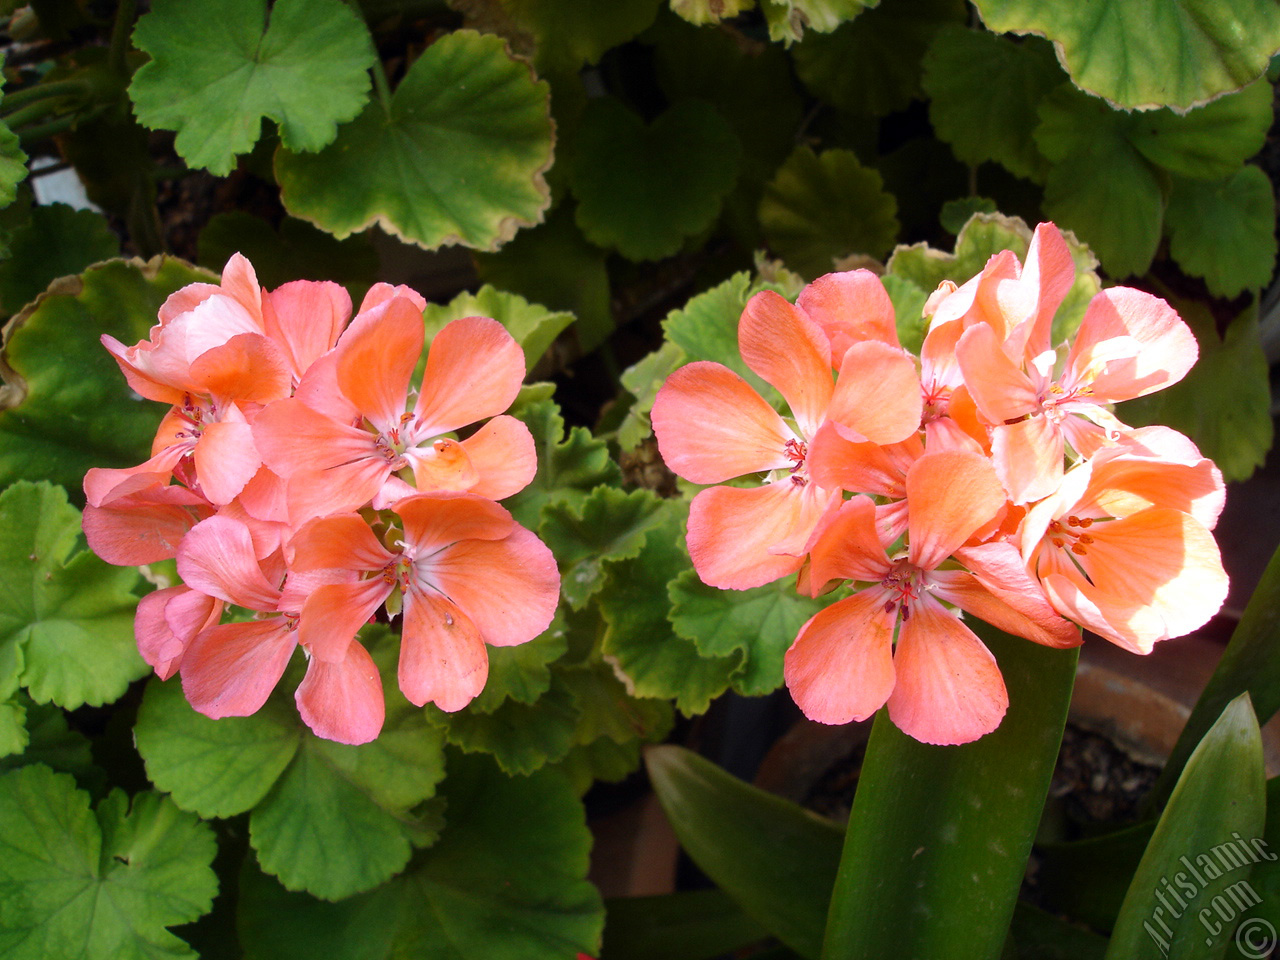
[
  {"x1": 644, "y1": 743, "x2": 844, "y2": 959},
  {"x1": 821, "y1": 624, "x2": 1078, "y2": 960},
  {"x1": 1105, "y1": 694, "x2": 1266, "y2": 960},
  {"x1": 600, "y1": 889, "x2": 770, "y2": 960},
  {"x1": 1152, "y1": 541, "x2": 1280, "y2": 807}
]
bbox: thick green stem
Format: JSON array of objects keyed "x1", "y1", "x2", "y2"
[
  {"x1": 108, "y1": 0, "x2": 137, "y2": 77},
  {"x1": 1, "y1": 79, "x2": 89, "y2": 114},
  {"x1": 821, "y1": 624, "x2": 1078, "y2": 960}
]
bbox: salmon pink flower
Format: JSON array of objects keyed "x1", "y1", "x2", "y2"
[
  {"x1": 1020, "y1": 438, "x2": 1228, "y2": 654},
  {"x1": 784, "y1": 451, "x2": 1078, "y2": 744},
  {"x1": 956, "y1": 284, "x2": 1197, "y2": 503},
  {"x1": 652, "y1": 285, "x2": 922, "y2": 589},
  {"x1": 288, "y1": 492, "x2": 560, "y2": 712},
  {"x1": 253, "y1": 302, "x2": 535, "y2": 523},
  {"x1": 175, "y1": 515, "x2": 385, "y2": 744}
]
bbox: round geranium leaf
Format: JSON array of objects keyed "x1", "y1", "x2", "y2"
[
  {"x1": 0, "y1": 204, "x2": 119, "y2": 314},
  {"x1": 794, "y1": 0, "x2": 966, "y2": 117},
  {"x1": 923, "y1": 26, "x2": 1063, "y2": 182},
  {"x1": 762, "y1": 0, "x2": 877, "y2": 43},
  {"x1": 1166, "y1": 166, "x2": 1278, "y2": 298},
  {"x1": 972, "y1": 0, "x2": 1280, "y2": 111},
  {"x1": 568, "y1": 97, "x2": 742, "y2": 262},
  {"x1": 1035, "y1": 87, "x2": 1163, "y2": 279},
  {"x1": 475, "y1": 0, "x2": 662, "y2": 72},
  {"x1": 239, "y1": 751, "x2": 603, "y2": 960},
  {"x1": 130, "y1": 0, "x2": 376, "y2": 176},
  {"x1": 0, "y1": 764, "x2": 217, "y2": 960},
  {"x1": 759, "y1": 145, "x2": 899, "y2": 278},
  {"x1": 275, "y1": 30, "x2": 554, "y2": 251}
]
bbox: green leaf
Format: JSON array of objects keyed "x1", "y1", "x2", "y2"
[
  {"x1": 569, "y1": 97, "x2": 741, "y2": 262},
  {"x1": 1105, "y1": 695, "x2": 1266, "y2": 959},
  {"x1": 598, "y1": 503, "x2": 741, "y2": 715},
  {"x1": 0, "y1": 482, "x2": 145, "y2": 712},
  {"x1": 196, "y1": 211, "x2": 379, "y2": 293},
  {"x1": 1126, "y1": 81, "x2": 1273, "y2": 179},
  {"x1": 0, "y1": 698, "x2": 98, "y2": 790},
  {"x1": 760, "y1": 0, "x2": 876, "y2": 43},
  {"x1": 474, "y1": 203, "x2": 614, "y2": 352},
  {"x1": 423, "y1": 285, "x2": 574, "y2": 371},
  {"x1": 492, "y1": 0, "x2": 662, "y2": 72},
  {"x1": 821, "y1": 623, "x2": 1077, "y2": 960},
  {"x1": 972, "y1": 0, "x2": 1280, "y2": 111},
  {"x1": 939, "y1": 197, "x2": 998, "y2": 235},
  {"x1": 134, "y1": 676, "x2": 300, "y2": 819},
  {"x1": 0, "y1": 694, "x2": 23, "y2": 758},
  {"x1": 617, "y1": 341, "x2": 687, "y2": 451},
  {"x1": 887, "y1": 211, "x2": 1032, "y2": 292},
  {"x1": 1009, "y1": 901, "x2": 1108, "y2": 960},
  {"x1": 651, "y1": 12, "x2": 804, "y2": 183},
  {"x1": 239, "y1": 751, "x2": 603, "y2": 960},
  {"x1": 275, "y1": 30, "x2": 553, "y2": 251},
  {"x1": 0, "y1": 256, "x2": 213, "y2": 494},
  {"x1": 669, "y1": 0, "x2": 753, "y2": 26},
  {"x1": 1165, "y1": 167, "x2": 1278, "y2": 298},
  {"x1": 0, "y1": 204, "x2": 119, "y2": 313},
  {"x1": 0, "y1": 124, "x2": 25, "y2": 211},
  {"x1": 135, "y1": 631, "x2": 447, "y2": 901},
  {"x1": 646, "y1": 744, "x2": 844, "y2": 958},
  {"x1": 432, "y1": 676, "x2": 581, "y2": 775},
  {"x1": 1119, "y1": 300, "x2": 1272, "y2": 483},
  {"x1": 468, "y1": 614, "x2": 569, "y2": 713},
  {"x1": 503, "y1": 398, "x2": 623, "y2": 531},
  {"x1": 541, "y1": 487, "x2": 670, "y2": 610},
  {"x1": 601, "y1": 889, "x2": 771, "y2": 960},
  {"x1": 759, "y1": 146, "x2": 899, "y2": 278},
  {"x1": 1152, "y1": 541, "x2": 1280, "y2": 807},
  {"x1": 794, "y1": 0, "x2": 966, "y2": 117},
  {"x1": 922, "y1": 27, "x2": 1062, "y2": 182},
  {"x1": 0, "y1": 764, "x2": 217, "y2": 960},
  {"x1": 883, "y1": 271, "x2": 929, "y2": 355},
  {"x1": 668, "y1": 569, "x2": 825, "y2": 696},
  {"x1": 1034, "y1": 85, "x2": 1163, "y2": 279},
  {"x1": 1034, "y1": 820, "x2": 1156, "y2": 933},
  {"x1": 130, "y1": 0, "x2": 376, "y2": 175},
  {"x1": 662, "y1": 272, "x2": 771, "y2": 398}
]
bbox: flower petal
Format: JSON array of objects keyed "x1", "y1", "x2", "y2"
[
  {"x1": 298, "y1": 578, "x2": 393, "y2": 663},
  {"x1": 686, "y1": 482, "x2": 818, "y2": 589},
  {"x1": 336, "y1": 296, "x2": 422, "y2": 430},
  {"x1": 413, "y1": 316, "x2": 525, "y2": 435},
  {"x1": 827, "y1": 341, "x2": 922, "y2": 445},
  {"x1": 193, "y1": 418, "x2": 260, "y2": 505},
  {"x1": 135, "y1": 585, "x2": 222, "y2": 680},
  {"x1": 796, "y1": 269, "x2": 900, "y2": 357},
  {"x1": 784, "y1": 590, "x2": 896, "y2": 725},
  {"x1": 954, "y1": 322, "x2": 1038, "y2": 424},
  {"x1": 395, "y1": 492, "x2": 515, "y2": 555},
  {"x1": 887, "y1": 599, "x2": 1007, "y2": 745},
  {"x1": 1066, "y1": 287, "x2": 1197, "y2": 402},
  {"x1": 807, "y1": 496, "x2": 890, "y2": 593},
  {"x1": 421, "y1": 525, "x2": 560, "y2": 647},
  {"x1": 989, "y1": 415, "x2": 1064, "y2": 506},
  {"x1": 905, "y1": 451, "x2": 1006, "y2": 571},
  {"x1": 177, "y1": 515, "x2": 281, "y2": 610},
  {"x1": 738, "y1": 290, "x2": 833, "y2": 437},
  {"x1": 181, "y1": 618, "x2": 297, "y2": 719},
  {"x1": 399, "y1": 590, "x2": 488, "y2": 711},
  {"x1": 263, "y1": 280, "x2": 351, "y2": 381},
  {"x1": 296, "y1": 640, "x2": 385, "y2": 745},
  {"x1": 459, "y1": 415, "x2": 537, "y2": 500},
  {"x1": 652, "y1": 361, "x2": 794, "y2": 484}
]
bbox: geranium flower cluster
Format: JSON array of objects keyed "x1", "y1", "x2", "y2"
[
  {"x1": 653, "y1": 222, "x2": 1228, "y2": 745},
  {"x1": 82, "y1": 256, "x2": 560, "y2": 744}
]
